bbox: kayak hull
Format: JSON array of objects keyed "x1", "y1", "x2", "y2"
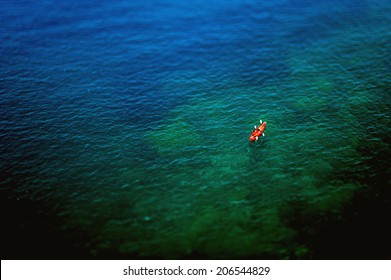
[{"x1": 249, "y1": 122, "x2": 266, "y2": 142}]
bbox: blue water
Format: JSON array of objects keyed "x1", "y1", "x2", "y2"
[{"x1": 1, "y1": 0, "x2": 390, "y2": 259}]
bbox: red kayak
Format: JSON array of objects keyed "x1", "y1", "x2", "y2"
[{"x1": 249, "y1": 120, "x2": 267, "y2": 142}]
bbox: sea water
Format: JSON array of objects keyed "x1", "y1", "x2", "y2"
[{"x1": 1, "y1": 0, "x2": 390, "y2": 259}]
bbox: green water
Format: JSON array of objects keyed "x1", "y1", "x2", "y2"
[{"x1": 61, "y1": 23, "x2": 389, "y2": 259}]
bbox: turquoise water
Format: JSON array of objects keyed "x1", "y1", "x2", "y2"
[{"x1": 1, "y1": 0, "x2": 390, "y2": 259}]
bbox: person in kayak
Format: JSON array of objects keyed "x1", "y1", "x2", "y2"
[{"x1": 249, "y1": 119, "x2": 266, "y2": 142}]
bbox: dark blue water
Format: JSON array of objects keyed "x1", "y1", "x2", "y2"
[{"x1": 1, "y1": 0, "x2": 390, "y2": 259}]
